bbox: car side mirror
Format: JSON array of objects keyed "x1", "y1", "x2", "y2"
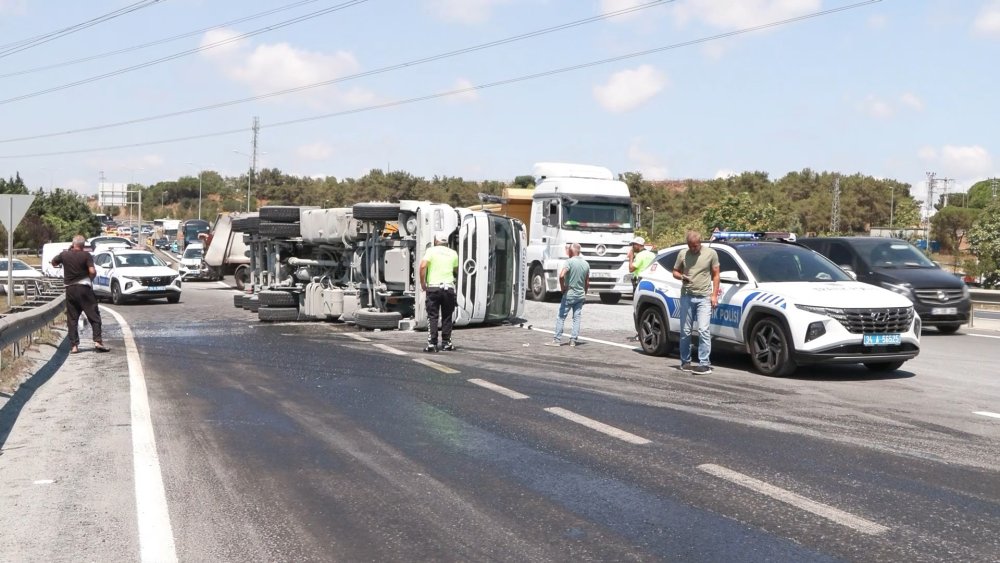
[
  {"x1": 839, "y1": 265, "x2": 858, "y2": 280},
  {"x1": 719, "y1": 271, "x2": 746, "y2": 284}
]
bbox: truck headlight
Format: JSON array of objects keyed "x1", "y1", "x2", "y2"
[{"x1": 880, "y1": 281, "x2": 913, "y2": 298}]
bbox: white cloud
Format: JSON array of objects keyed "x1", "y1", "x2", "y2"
[
  {"x1": 599, "y1": 0, "x2": 649, "y2": 22},
  {"x1": 858, "y1": 92, "x2": 924, "y2": 119},
  {"x1": 447, "y1": 78, "x2": 479, "y2": 103},
  {"x1": 917, "y1": 146, "x2": 937, "y2": 160},
  {"x1": 199, "y1": 28, "x2": 374, "y2": 109},
  {"x1": 860, "y1": 95, "x2": 894, "y2": 119},
  {"x1": 918, "y1": 144, "x2": 994, "y2": 180},
  {"x1": 627, "y1": 139, "x2": 669, "y2": 179},
  {"x1": 296, "y1": 142, "x2": 334, "y2": 161},
  {"x1": 0, "y1": 0, "x2": 25, "y2": 15},
  {"x1": 867, "y1": 14, "x2": 887, "y2": 29},
  {"x1": 715, "y1": 169, "x2": 737, "y2": 179},
  {"x1": 593, "y1": 64, "x2": 667, "y2": 113},
  {"x1": 425, "y1": 0, "x2": 510, "y2": 24},
  {"x1": 973, "y1": 0, "x2": 1000, "y2": 37},
  {"x1": 899, "y1": 92, "x2": 924, "y2": 111},
  {"x1": 671, "y1": 0, "x2": 820, "y2": 30}
]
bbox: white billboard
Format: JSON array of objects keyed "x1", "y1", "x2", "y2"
[{"x1": 98, "y1": 182, "x2": 129, "y2": 207}]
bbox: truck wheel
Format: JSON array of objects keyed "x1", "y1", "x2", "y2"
[
  {"x1": 239, "y1": 217, "x2": 260, "y2": 234},
  {"x1": 111, "y1": 282, "x2": 126, "y2": 305},
  {"x1": 749, "y1": 317, "x2": 796, "y2": 377},
  {"x1": 234, "y1": 294, "x2": 245, "y2": 308},
  {"x1": 355, "y1": 309, "x2": 402, "y2": 330},
  {"x1": 863, "y1": 361, "x2": 905, "y2": 372},
  {"x1": 638, "y1": 306, "x2": 671, "y2": 356},
  {"x1": 352, "y1": 202, "x2": 400, "y2": 221},
  {"x1": 233, "y1": 265, "x2": 250, "y2": 291},
  {"x1": 259, "y1": 290, "x2": 298, "y2": 307},
  {"x1": 258, "y1": 307, "x2": 299, "y2": 322},
  {"x1": 259, "y1": 206, "x2": 303, "y2": 223},
  {"x1": 529, "y1": 265, "x2": 548, "y2": 302},
  {"x1": 599, "y1": 292, "x2": 621, "y2": 305},
  {"x1": 248, "y1": 299, "x2": 260, "y2": 313},
  {"x1": 259, "y1": 222, "x2": 301, "y2": 238}
]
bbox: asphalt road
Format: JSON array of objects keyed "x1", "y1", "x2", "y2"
[{"x1": 1, "y1": 283, "x2": 997, "y2": 561}]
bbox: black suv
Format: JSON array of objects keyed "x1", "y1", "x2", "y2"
[{"x1": 799, "y1": 237, "x2": 970, "y2": 333}]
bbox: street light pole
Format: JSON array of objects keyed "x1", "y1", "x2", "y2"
[
  {"x1": 233, "y1": 150, "x2": 264, "y2": 212},
  {"x1": 889, "y1": 186, "x2": 895, "y2": 232}
]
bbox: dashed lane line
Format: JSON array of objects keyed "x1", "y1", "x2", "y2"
[
  {"x1": 697, "y1": 463, "x2": 889, "y2": 536},
  {"x1": 413, "y1": 357, "x2": 460, "y2": 374},
  {"x1": 101, "y1": 306, "x2": 178, "y2": 562},
  {"x1": 973, "y1": 411, "x2": 1000, "y2": 419},
  {"x1": 215, "y1": 281, "x2": 232, "y2": 290},
  {"x1": 468, "y1": 378, "x2": 530, "y2": 399},
  {"x1": 373, "y1": 343, "x2": 407, "y2": 356},
  {"x1": 968, "y1": 334, "x2": 1000, "y2": 340},
  {"x1": 543, "y1": 407, "x2": 651, "y2": 445},
  {"x1": 342, "y1": 332, "x2": 371, "y2": 342},
  {"x1": 526, "y1": 326, "x2": 638, "y2": 351}
]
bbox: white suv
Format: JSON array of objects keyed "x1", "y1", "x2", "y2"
[
  {"x1": 93, "y1": 248, "x2": 182, "y2": 305},
  {"x1": 633, "y1": 234, "x2": 920, "y2": 376}
]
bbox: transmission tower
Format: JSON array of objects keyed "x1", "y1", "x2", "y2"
[
  {"x1": 247, "y1": 116, "x2": 260, "y2": 212},
  {"x1": 938, "y1": 177, "x2": 954, "y2": 207},
  {"x1": 992, "y1": 177, "x2": 998, "y2": 199},
  {"x1": 830, "y1": 176, "x2": 840, "y2": 233}
]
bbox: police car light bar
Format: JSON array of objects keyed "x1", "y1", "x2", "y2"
[{"x1": 710, "y1": 231, "x2": 797, "y2": 242}]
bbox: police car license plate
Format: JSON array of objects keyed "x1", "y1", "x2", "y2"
[
  {"x1": 148, "y1": 286, "x2": 165, "y2": 291},
  {"x1": 931, "y1": 307, "x2": 958, "y2": 315},
  {"x1": 863, "y1": 334, "x2": 901, "y2": 346}
]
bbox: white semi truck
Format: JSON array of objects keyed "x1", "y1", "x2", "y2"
[
  {"x1": 233, "y1": 200, "x2": 527, "y2": 330},
  {"x1": 523, "y1": 162, "x2": 635, "y2": 304}
]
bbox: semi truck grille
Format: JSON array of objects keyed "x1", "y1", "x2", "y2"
[
  {"x1": 913, "y1": 288, "x2": 965, "y2": 304},
  {"x1": 827, "y1": 307, "x2": 913, "y2": 334}
]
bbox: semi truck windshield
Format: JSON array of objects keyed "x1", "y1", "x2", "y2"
[{"x1": 561, "y1": 201, "x2": 633, "y2": 232}]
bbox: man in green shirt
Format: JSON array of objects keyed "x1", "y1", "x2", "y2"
[
  {"x1": 546, "y1": 243, "x2": 590, "y2": 347},
  {"x1": 672, "y1": 230, "x2": 720, "y2": 374},
  {"x1": 419, "y1": 234, "x2": 459, "y2": 352},
  {"x1": 628, "y1": 236, "x2": 656, "y2": 292}
]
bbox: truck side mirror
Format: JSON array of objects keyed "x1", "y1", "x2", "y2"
[{"x1": 541, "y1": 217, "x2": 550, "y2": 227}]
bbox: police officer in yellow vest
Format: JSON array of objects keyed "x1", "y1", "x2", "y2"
[
  {"x1": 628, "y1": 236, "x2": 656, "y2": 292},
  {"x1": 419, "y1": 234, "x2": 459, "y2": 352}
]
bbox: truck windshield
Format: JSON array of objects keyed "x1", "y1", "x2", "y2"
[
  {"x1": 562, "y1": 201, "x2": 632, "y2": 232},
  {"x1": 485, "y1": 216, "x2": 518, "y2": 321}
]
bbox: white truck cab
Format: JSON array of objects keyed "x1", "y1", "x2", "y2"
[{"x1": 527, "y1": 162, "x2": 634, "y2": 304}]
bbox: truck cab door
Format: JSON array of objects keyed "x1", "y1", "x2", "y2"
[
  {"x1": 539, "y1": 198, "x2": 561, "y2": 259},
  {"x1": 456, "y1": 213, "x2": 489, "y2": 326}
]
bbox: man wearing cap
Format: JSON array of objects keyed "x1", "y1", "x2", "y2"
[
  {"x1": 627, "y1": 236, "x2": 656, "y2": 292},
  {"x1": 419, "y1": 234, "x2": 459, "y2": 352}
]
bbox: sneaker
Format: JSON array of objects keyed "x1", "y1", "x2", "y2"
[
  {"x1": 679, "y1": 362, "x2": 694, "y2": 372},
  {"x1": 569, "y1": 340, "x2": 578, "y2": 347},
  {"x1": 440, "y1": 341, "x2": 455, "y2": 351},
  {"x1": 692, "y1": 364, "x2": 713, "y2": 375},
  {"x1": 544, "y1": 340, "x2": 563, "y2": 347},
  {"x1": 424, "y1": 343, "x2": 438, "y2": 353}
]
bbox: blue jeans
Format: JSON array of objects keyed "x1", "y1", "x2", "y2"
[
  {"x1": 679, "y1": 294, "x2": 712, "y2": 366},
  {"x1": 554, "y1": 296, "x2": 584, "y2": 342}
]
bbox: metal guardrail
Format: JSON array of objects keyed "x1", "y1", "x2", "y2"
[
  {"x1": 969, "y1": 289, "x2": 1000, "y2": 304},
  {"x1": 968, "y1": 300, "x2": 998, "y2": 329},
  {"x1": 0, "y1": 280, "x2": 65, "y2": 370}
]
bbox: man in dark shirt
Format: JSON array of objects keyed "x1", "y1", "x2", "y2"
[{"x1": 51, "y1": 235, "x2": 109, "y2": 353}]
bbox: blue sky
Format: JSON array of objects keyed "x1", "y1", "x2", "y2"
[{"x1": 0, "y1": 0, "x2": 997, "y2": 208}]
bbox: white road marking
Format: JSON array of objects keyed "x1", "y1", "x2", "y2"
[
  {"x1": 33, "y1": 479, "x2": 54, "y2": 485},
  {"x1": 697, "y1": 463, "x2": 889, "y2": 536},
  {"x1": 412, "y1": 357, "x2": 460, "y2": 374},
  {"x1": 215, "y1": 281, "x2": 232, "y2": 290},
  {"x1": 968, "y1": 334, "x2": 1000, "y2": 340},
  {"x1": 527, "y1": 326, "x2": 638, "y2": 350},
  {"x1": 468, "y1": 378, "x2": 529, "y2": 399},
  {"x1": 973, "y1": 411, "x2": 1000, "y2": 419},
  {"x1": 543, "y1": 407, "x2": 651, "y2": 445},
  {"x1": 373, "y1": 343, "x2": 407, "y2": 356},
  {"x1": 101, "y1": 306, "x2": 178, "y2": 563},
  {"x1": 342, "y1": 332, "x2": 371, "y2": 342}
]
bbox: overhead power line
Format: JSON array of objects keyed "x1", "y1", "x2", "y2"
[
  {"x1": 0, "y1": 0, "x2": 881, "y2": 159},
  {"x1": 0, "y1": 0, "x2": 326, "y2": 80},
  {"x1": 0, "y1": 0, "x2": 166, "y2": 59},
  {"x1": 0, "y1": 0, "x2": 673, "y2": 144},
  {"x1": 0, "y1": 0, "x2": 370, "y2": 106}
]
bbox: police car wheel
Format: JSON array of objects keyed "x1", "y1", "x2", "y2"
[
  {"x1": 638, "y1": 306, "x2": 671, "y2": 356},
  {"x1": 111, "y1": 282, "x2": 125, "y2": 305},
  {"x1": 749, "y1": 317, "x2": 796, "y2": 377}
]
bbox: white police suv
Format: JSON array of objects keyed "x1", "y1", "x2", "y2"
[
  {"x1": 633, "y1": 232, "x2": 920, "y2": 376},
  {"x1": 93, "y1": 248, "x2": 182, "y2": 305}
]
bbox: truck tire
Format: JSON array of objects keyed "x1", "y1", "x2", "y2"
[
  {"x1": 248, "y1": 298, "x2": 260, "y2": 313},
  {"x1": 355, "y1": 309, "x2": 402, "y2": 330},
  {"x1": 259, "y1": 221, "x2": 301, "y2": 238},
  {"x1": 258, "y1": 307, "x2": 300, "y2": 322},
  {"x1": 233, "y1": 265, "x2": 250, "y2": 291},
  {"x1": 529, "y1": 265, "x2": 549, "y2": 302},
  {"x1": 352, "y1": 202, "x2": 400, "y2": 221},
  {"x1": 599, "y1": 292, "x2": 622, "y2": 305},
  {"x1": 233, "y1": 294, "x2": 245, "y2": 308},
  {"x1": 259, "y1": 206, "x2": 303, "y2": 223},
  {"x1": 231, "y1": 218, "x2": 248, "y2": 231},
  {"x1": 243, "y1": 296, "x2": 258, "y2": 311},
  {"x1": 259, "y1": 290, "x2": 298, "y2": 307},
  {"x1": 241, "y1": 216, "x2": 260, "y2": 234}
]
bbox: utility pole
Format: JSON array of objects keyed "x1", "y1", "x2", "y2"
[
  {"x1": 889, "y1": 185, "x2": 895, "y2": 232},
  {"x1": 992, "y1": 177, "x2": 998, "y2": 199},
  {"x1": 248, "y1": 116, "x2": 260, "y2": 212},
  {"x1": 924, "y1": 172, "x2": 936, "y2": 249},
  {"x1": 938, "y1": 177, "x2": 954, "y2": 207},
  {"x1": 830, "y1": 176, "x2": 841, "y2": 233}
]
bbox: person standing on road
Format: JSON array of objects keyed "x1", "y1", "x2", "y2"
[
  {"x1": 419, "y1": 234, "x2": 459, "y2": 352},
  {"x1": 628, "y1": 236, "x2": 656, "y2": 292},
  {"x1": 673, "y1": 230, "x2": 719, "y2": 374},
  {"x1": 547, "y1": 242, "x2": 590, "y2": 347},
  {"x1": 52, "y1": 235, "x2": 109, "y2": 354}
]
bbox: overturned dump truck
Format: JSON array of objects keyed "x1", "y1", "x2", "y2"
[{"x1": 231, "y1": 200, "x2": 527, "y2": 330}]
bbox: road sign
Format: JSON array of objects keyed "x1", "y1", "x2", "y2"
[{"x1": 0, "y1": 194, "x2": 37, "y2": 307}]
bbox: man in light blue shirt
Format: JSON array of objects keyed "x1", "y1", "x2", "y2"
[{"x1": 547, "y1": 242, "x2": 590, "y2": 347}]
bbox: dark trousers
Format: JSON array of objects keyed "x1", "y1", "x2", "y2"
[
  {"x1": 426, "y1": 287, "x2": 457, "y2": 344},
  {"x1": 66, "y1": 284, "x2": 102, "y2": 346}
]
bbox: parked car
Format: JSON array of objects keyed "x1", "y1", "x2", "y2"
[
  {"x1": 633, "y1": 232, "x2": 920, "y2": 376},
  {"x1": 0, "y1": 258, "x2": 44, "y2": 294},
  {"x1": 92, "y1": 248, "x2": 181, "y2": 304},
  {"x1": 178, "y1": 242, "x2": 211, "y2": 280},
  {"x1": 798, "y1": 237, "x2": 971, "y2": 334}
]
